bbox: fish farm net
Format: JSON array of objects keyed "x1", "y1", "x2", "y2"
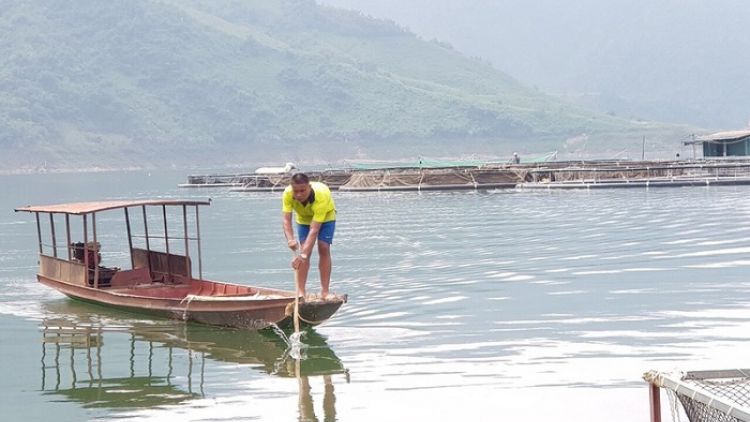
[
  {"x1": 339, "y1": 167, "x2": 523, "y2": 190},
  {"x1": 644, "y1": 370, "x2": 750, "y2": 422}
]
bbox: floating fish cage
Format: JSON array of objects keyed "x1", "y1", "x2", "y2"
[
  {"x1": 644, "y1": 369, "x2": 750, "y2": 422},
  {"x1": 181, "y1": 157, "x2": 750, "y2": 192}
]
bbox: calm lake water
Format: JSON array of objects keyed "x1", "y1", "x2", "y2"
[{"x1": 2, "y1": 169, "x2": 750, "y2": 422}]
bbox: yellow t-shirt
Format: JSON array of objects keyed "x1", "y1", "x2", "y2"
[{"x1": 282, "y1": 182, "x2": 336, "y2": 225}]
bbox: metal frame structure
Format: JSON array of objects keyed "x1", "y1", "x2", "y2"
[
  {"x1": 17, "y1": 200, "x2": 209, "y2": 287},
  {"x1": 644, "y1": 369, "x2": 750, "y2": 422}
]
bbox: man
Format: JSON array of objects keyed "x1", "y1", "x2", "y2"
[{"x1": 282, "y1": 173, "x2": 336, "y2": 298}]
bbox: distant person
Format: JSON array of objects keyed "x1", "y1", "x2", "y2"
[
  {"x1": 281, "y1": 173, "x2": 336, "y2": 298},
  {"x1": 510, "y1": 152, "x2": 521, "y2": 164}
]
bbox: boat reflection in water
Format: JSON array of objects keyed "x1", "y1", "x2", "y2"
[{"x1": 39, "y1": 299, "x2": 348, "y2": 419}]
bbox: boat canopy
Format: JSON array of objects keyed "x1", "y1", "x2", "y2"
[{"x1": 14, "y1": 199, "x2": 211, "y2": 215}]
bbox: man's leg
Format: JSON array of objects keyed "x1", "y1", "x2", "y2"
[{"x1": 317, "y1": 240, "x2": 331, "y2": 297}]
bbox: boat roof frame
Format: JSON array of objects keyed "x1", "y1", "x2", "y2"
[
  {"x1": 14, "y1": 199, "x2": 211, "y2": 215},
  {"x1": 15, "y1": 199, "x2": 211, "y2": 281}
]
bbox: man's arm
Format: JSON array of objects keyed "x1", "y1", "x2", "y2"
[
  {"x1": 291, "y1": 220, "x2": 321, "y2": 270},
  {"x1": 282, "y1": 211, "x2": 297, "y2": 250}
]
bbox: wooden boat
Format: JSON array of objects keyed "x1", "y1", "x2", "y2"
[{"x1": 14, "y1": 199, "x2": 347, "y2": 329}]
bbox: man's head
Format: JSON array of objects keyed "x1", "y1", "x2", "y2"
[{"x1": 291, "y1": 173, "x2": 311, "y2": 203}]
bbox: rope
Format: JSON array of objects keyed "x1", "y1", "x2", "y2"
[
  {"x1": 284, "y1": 301, "x2": 320, "y2": 325},
  {"x1": 667, "y1": 388, "x2": 681, "y2": 422},
  {"x1": 292, "y1": 243, "x2": 301, "y2": 334}
]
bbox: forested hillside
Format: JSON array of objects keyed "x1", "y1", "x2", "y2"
[
  {"x1": 0, "y1": 0, "x2": 691, "y2": 171},
  {"x1": 321, "y1": 0, "x2": 750, "y2": 130}
]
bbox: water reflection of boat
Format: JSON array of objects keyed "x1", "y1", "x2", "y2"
[{"x1": 39, "y1": 300, "x2": 348, "y2": 414}]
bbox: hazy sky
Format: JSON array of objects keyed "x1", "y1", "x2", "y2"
[{"x1": 320, "y1": 0, "x2": 750, "y2": 129}]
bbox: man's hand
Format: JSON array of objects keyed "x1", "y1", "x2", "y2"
[
  {"x1": 287, "y1": 238, "x2": 298, "y2": 251},
  {"x1": 292, "y1": 254, "x2": 307, "y2": 270}
]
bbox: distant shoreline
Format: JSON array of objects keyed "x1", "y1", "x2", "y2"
[{"x1": 0, "y1": 166, "x2": 141, "y2": 176}]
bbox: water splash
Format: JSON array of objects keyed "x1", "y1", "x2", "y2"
[
  {"x1": 267, "y1": 323, "x2": 310, "y2": 375},
  {"x1": 268, "y1": 322, "x2": 307, "y2": 359},
  {"x1": 288, "y1": 330, "x2": 306, "y2": 360}
]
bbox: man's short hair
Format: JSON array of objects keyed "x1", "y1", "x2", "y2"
[{"x1": 291, "y1": 173, "x2": 309, "y2": 184}]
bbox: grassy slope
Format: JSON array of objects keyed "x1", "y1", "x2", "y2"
[{"x1": 0, "y1": 0, "x2": 695, "y2": 171}]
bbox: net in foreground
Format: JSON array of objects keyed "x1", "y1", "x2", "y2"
[{"x1": 644, "y1": 369, "x2": 750, "y2": 422}]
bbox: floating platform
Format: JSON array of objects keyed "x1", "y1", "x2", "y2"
[
  {"x1": 517, "y1": 177, "x2": 750, "y2": 189},
  {"x1": 181, "y1": 157, "x2": 750, "y2": 192},
  {"x1": 517, "y1": 159, "x2": 750, "y2": 190},
  {"x1": 178, "y1": 173, "x2": 260, "y2": 188},
  {"x1": 338, "y1": 182, "x2": 517, "y2": 192}
]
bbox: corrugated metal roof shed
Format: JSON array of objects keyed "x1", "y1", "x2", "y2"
[{"x1": 685, "y1": 129, "x2": 750, "y2": 144}]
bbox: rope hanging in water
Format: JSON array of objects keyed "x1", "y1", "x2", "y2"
[{"x1": 292, "y1": 244, "x2": 301, "y2": 334}]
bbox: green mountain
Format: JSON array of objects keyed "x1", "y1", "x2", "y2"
[
  {"x1": 0, "y1": 0, "x2": 692, "y2": 171},
  {"x1": 321, "y1": 0, "x2": 750, "y2": 130}
]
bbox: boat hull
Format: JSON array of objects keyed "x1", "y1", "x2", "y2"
[{"x1": 39, "y1": 276, "x2": 346, "y2": 330}]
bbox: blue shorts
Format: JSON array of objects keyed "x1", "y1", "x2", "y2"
[{"x1": 297, "y1": 220, "x2": 336, "y2": 245}]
